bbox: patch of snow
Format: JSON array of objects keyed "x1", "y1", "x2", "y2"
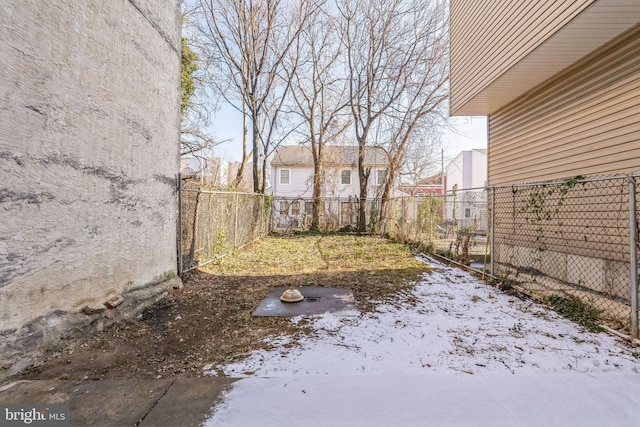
[{"x1": 205, "y1": 262, "x2": 640, "y2": 426}]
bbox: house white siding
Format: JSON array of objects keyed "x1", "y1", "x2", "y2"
[
  {"x1": 270, "y1": 165, "x2": 389, "y2": 199},
  {"x1": 269, "y1": 146, "x2": 391, "y2": 199},
  {"x1": 271, "y1": 167, "x2": 314, "y2": 198}
]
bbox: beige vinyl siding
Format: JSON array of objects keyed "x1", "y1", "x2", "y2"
[
  {"x1": 494, "y1": 185, "x2": 631, "y2": 263},
  {"x1": 450, "y1": 0, "x2": 594, "y2": 114},
  {"x1": 488, "y1": 24, "x2": 640, "y2": 185}
]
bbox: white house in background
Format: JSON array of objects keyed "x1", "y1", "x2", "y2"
[
  {"x1": 445, "y1": 149, "x2": 487, "y2": 191},
  {"x1": 270, "y1": 145, "x2": 401, "y2": 229},
  {"x1": 270, "y1": 145, "x2": 394, "y2": 198},
  {"x1": 444, "y1": 149, "x2": 487, "y2": 230}
]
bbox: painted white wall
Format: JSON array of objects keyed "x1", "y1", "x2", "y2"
[
  {"x1": 470, "y1": 150, "x2": 488, "y2": 188},
  {"x1": 445, "y1": 153, "x2": 465, "y2": 192}
]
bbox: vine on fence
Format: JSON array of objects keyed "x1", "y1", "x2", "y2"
[{"x1": 521, "y1": 175, "x2": 585, "y2": 251}]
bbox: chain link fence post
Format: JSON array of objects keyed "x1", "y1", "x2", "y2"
[
  {"x1": 490, "y1": 186, "x2": 495, "y2": 276},
  {"x1": 234, "y1": 193, "x2": 239, "y2": 249},
  {"x1": 177, "y1": 172, "x2": 183, "y2": 275},
  {"x1": 629, "y1": 176, "x2": 638, "y2": 339},
  {"x1": 428, "y1": 194, "x2": 433, "y2": 243}
]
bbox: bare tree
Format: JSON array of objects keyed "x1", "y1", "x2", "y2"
[
  {"x1": 339, "y1": 0, "x2": 449, "y2": 231},
  {"x1": 196, "y1": 0, "x2": 314, "y2": 193},
  {"x1": 180, "y1": 5, "x2": 222, "y2": 159},
  {"x1": 287, "y1": 5, "x2": 351, "y2": 230},
  {"x1": 401, "y1": 127, "x2": 443, "y2": 193},
  {"x1": 377, "y1": 1, "x2": 449, "y2": 224}
]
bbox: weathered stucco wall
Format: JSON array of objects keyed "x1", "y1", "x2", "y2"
[{"x1": 0, "y1": 0, "x2": 181, "y2": 362}]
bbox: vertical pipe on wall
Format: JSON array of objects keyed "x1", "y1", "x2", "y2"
[{"x1": 629, "y1": 177, "x2": 638, "y2": 339}]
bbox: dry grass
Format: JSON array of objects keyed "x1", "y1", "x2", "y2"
[
  {"x1": 209, "y1": 233, "x2": 431, "y2": 309},
  {"x1": 17, "y1": 233, "x2": 432, "y2": 381}
]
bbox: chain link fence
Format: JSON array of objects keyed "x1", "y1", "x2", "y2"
[
  {"x1": 178, "y1": 181, "x2": 268, "y2": 273},
  {"x1": 178, "y1": 173, "x2": 638, "y2": 337},
  {"x1": 489, "y1": 175, "x2": 639, "y2": 337},
  {"x1": 374, "y1": 189, "x2": 489, "y2": 266},
  {"x1": 270, "y1": 191, "x2": 488, "y2": 265},
  {"x1": 269, "y1": 177, "x2": 639, "y2": 337},
  {"x1": 270, "y1": 196, "x2": 382, "y2": 231}
]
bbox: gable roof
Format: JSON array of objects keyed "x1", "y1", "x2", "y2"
[{"x1": 271, "y1": 145, "x2": 389, "y2": 168}]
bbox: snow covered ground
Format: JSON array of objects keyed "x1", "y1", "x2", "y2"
[{"x1": 205, "y1": 257, "x2": 640, "y2": 426}]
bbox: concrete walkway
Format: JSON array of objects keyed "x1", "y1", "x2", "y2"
[{"x1": 0, "y1": 378, "x2": 235, "y2": 427}]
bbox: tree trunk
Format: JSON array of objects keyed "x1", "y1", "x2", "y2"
[
  {"x1": 357, "y1": 144, "x2": 368, "y2": 232},
  {"x1": 311, "y1": 159, "x2": 323, "y2": 230},
  {"x1": 260, "y1": 155, "x2": 268, "y2": 194},
  {"x1": 252, "y1": 118, "x2": 260, "y2": 193},
  {"x1": 379, "y1": 166, "x2": 396, "y2": 235},
  {"x1": 232, "y1": 104, "x2": 249, "y2": 189}
]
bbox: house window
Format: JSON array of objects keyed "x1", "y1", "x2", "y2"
[
  {"x1": 341, "y1": 169, "x2": 351, "y2": 184},
  {"x1": 464, "y1": 208, "x2": 471, "y2": 218},
  {"x1": 291, "y1": 200, "x2": 301, "y2": 215},
  {"x1": 377, "y1": 169, "x2": 387, "y2": 186},
  {"x1": 280, "y1": 200, "x2": 290, "y2": 213},
  {"x1": 305, "y1": 201, "x2": 314, "y2": 215},
  {"x1": 280, "y1": 169, "x2": 290, "y2": 185}
]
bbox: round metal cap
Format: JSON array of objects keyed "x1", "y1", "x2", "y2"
[{"x1": 280, "y1": 288, "x2": 304, "y2": 303}]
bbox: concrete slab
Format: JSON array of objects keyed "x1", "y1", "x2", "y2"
[
  {"x1": 0, "y1": 378, "x2": 236, "y2": 427},
  {"x1": 140, "y1": 378, "x2": 237, "y2": 427},
  {"x1": 0, "y1": 380, "x2": 70, "y2": 405},
  {"x1": 70, "y1": 380, "x2": 172, "y2": 427},
  {"x1": 0, "y1": 379, "x2": 172, "y2": 426},
  {"x1": 252, "y1": 287, "x2": 358, "y2": 317}
]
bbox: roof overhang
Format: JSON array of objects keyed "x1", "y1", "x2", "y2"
[{"x1": 452, "y1": 0, "x2": 640, "y2": 116}]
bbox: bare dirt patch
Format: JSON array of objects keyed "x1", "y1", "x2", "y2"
[{"x1": 13, "y1": 234, "x2": 431, "y2": 381}]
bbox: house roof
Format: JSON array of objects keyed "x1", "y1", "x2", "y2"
[
  {"x1": 417, "y1": 173, "x2": 444, "y2": 186},
  {"x1": 271, "y1": 145, "x2": 389, "y2": 168}
]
